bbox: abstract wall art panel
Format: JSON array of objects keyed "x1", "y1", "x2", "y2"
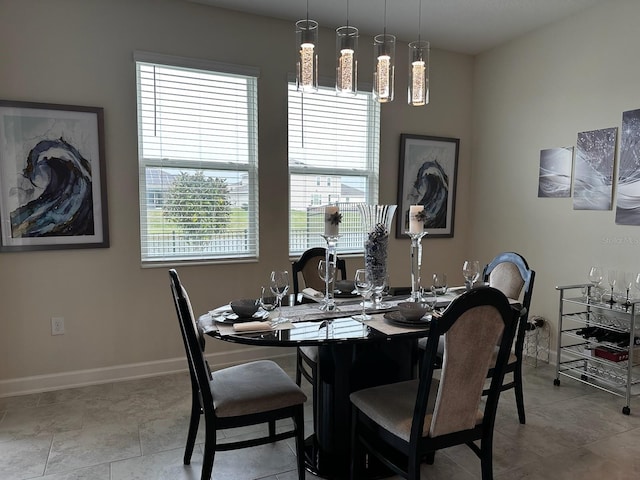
[
  {"x1": 615, "y1": 109, "x2": 640, "y2": 225},
  {"x1": 573, "y1": 127, "x2": 617, "y2": 210},
  {"x1": 0, "y1": 100, "x2": 109, "y2": 251},
  {"x1": 538, "y1": 147, "x2": 573, "y2": 198}
]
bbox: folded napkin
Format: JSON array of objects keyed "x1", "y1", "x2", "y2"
[
  {"x1": 302, "y1": 287, "x2": 323, "y2": 298},
  {"x1": 233, "y1": 321, "x2": 273, "y2": 332}
]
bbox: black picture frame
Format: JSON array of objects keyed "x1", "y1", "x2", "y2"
[
  {"x1": 0, "y1": 100, "x2": 109, "y2": 251},
  {"x1": 396, "y1": 134, "x2": 459, "y2": 239}
]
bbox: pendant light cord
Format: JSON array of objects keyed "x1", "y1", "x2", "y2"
[
  {"x1": 418, "y1": 0, "x2": 422, "y2": 42},
  {"x1": 383, "y1": 0, "x2": 387, "y2": 36}
]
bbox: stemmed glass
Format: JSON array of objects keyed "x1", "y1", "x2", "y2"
[
  {"x1": 352, "y1": 268, "x2": 372, "y2": 321},
  {"x1": 462, "y1": 260, "x2": 480, "y2": 290},
  {"x1": 270, "y1": 270, "x2": 290, "y2": 324},
  {"x1": 634, "y1": 273, "x2": 640, "y2": 301},
  {"x1": 259, "y1": 286, "x2": 278, "y2": 316},
  {"x1": 622, "y1": 271, "x2": 634, "y2": 307},
  {"x1": 318, "y1": 259, "x2": 336, "y2": 310},
  {"x1": 588, "y1": 266, "x2": 603, "y2": 301},
  {"x1": 431, "y1": 273, "x2": 447, "y2": 305},
  {"x1": 606, "y1": 269, "x2": 617, "y2": 305}
]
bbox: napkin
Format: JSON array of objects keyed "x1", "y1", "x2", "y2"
[
  {"x1": 302, "y1": 287, "x2": 323, "y2": 298},
  {"x1": 233, "y1": 321, "x2": 273, "y2": 332}
]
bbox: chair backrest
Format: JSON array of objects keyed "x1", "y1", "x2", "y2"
[
  {"x1": 412, "y1": 287, "x2": 518, "y2": 440},
  {"x1": 169, "y1": 269, "x2": 215, "y2": 410},
  {"x1": 482, "y1": 252, "x2": 535, "y2": 355},
  {"x1": 291, "y1": 247, "x2": 347, "y2": 295}
]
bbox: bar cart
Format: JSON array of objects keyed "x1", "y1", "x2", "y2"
[{"x1": 555, "y1": 283, "x2": 640, "y2": 415}]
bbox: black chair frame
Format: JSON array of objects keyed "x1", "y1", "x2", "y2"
[
  {"x1": 351, "y1": 287, "x2": 519, "y2": 480},
  {"x1": 169, "y1": 269, "x2": 306, "y2": 480},
  {"x1": 481, "y1": 252, "x2": 535, "y2": 424}
]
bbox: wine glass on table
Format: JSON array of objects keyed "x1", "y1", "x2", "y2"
[
  {"x1": 270, "y1": 270, "x2": 290, "y2": 324},
  {"x1": 431, "y1": 273, "x2": 448, "y2": 307},
  {"x1": 318, "y1": 259, "x2": 336, "y2": 309},
  {"x1": 588, "y1": 266, "x2": 603, "y2": 302},
  {"x1": 606, "y1": 269, "x2": 617, "y2": 305},
  {"x1": 462, "y1": 260, "x2": 480, "y2": 290},
  {"x1": 352, "y1": 268, "x2": 372, "y2": 321},
  {"x1": 259, "y1": 286, "x2": 278, "y2": 317}
]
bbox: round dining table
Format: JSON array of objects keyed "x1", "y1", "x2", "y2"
[{"x1": 200, "y1": 299, "x2": 434, "y2": 479}]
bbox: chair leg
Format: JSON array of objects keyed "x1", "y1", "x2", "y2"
[
  {"x1": 514, "y1": 364, "x2": 526, "y2": 424},
  {"x1": 480, "y1": 435, "x2": 494, "y2": 480},
  {"x1": 295, "y1": 349, "x2": 303, "y2": 386},
  {"x1": 408, "y1": 451, "x2": 421, "y2": 480},
  {"x1": 424, "y1": 450, "x2": 435, "y2": 465},
  {"x1": 184, "y1": 394, "x2": 201, "y2": 464},
  {"x1": 201, "y1": 416, "x2": 217, "y2": 480},
  {"x1": 294, "y1": 407, "x2": 306, "y2": 480}
]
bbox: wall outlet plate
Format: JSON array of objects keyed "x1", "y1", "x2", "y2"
[{"x1": 51, "y1": 317, "x2": 65, "y2": 335}]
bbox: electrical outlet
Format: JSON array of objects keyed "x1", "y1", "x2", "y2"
[{"x1": 51, "y1": 317, "x2": 65, "y2": 335}]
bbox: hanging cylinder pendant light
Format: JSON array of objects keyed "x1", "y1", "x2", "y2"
[
  {"x1": 408, "y1": 0, "x2": 429, "y2": 106},
  {"x1": 296, "y1": 1, "x2": 318, "y2": 92},
  {"x1": 373, "y1": 0, "x2": 395, "y2": 103},
  {"x1": 336, "y1": 0, "x2": 358, "y2": 96}
]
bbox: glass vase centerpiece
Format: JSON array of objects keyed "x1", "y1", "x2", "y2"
[{"x1": 358, "y1": 204, "x2": 397, "y2": 309}]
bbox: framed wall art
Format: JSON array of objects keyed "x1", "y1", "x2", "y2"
[
  {"x1": 396, "y1": 134, "x2": 459, "y2": 238},
  {"x1": 0, "y1": 100, "x2": 109, "y2": 251}
]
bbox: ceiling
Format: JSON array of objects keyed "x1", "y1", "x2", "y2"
[{"x1": 189, "y1": 0, "x2": 604, "y2": 55}]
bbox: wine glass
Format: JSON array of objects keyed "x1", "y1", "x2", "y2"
[
  {"x1": 318, "y1": 260, "x2": 336, "y2": 285},
  {"x1": 352, "y1": 268, "x2": 372, "y2": 321},
  {"x1": 259, "y1": 286, "x2": 278, "y2": 316},
  {"x1": 588, "y1": 266, "x2": 603, "y2": 301},
  {"x1": 622, "y1": 271, "x2": 634, "y2": 306},
  {"x1": 462, "y1": 260, "x2": 480, "y2": 290},
  {"x1": 431, "y1": 273, "x2": 447, "y2": 306},
  {"x1": 270, "y1": 270, "x2": 290, "y2": 324},
  {"x1": 606, "y1": 269, "x2": 617, "y2": 304}
]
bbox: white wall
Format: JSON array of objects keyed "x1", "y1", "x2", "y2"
[
  {"x1": 471, "y1": 0, "x2": 640, "y2": 349},
  {"x1": 0, "y1": 0, "x2": 474, "y2": 395}
]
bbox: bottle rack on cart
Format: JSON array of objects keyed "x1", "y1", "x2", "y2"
[{"x1": 555, "y1": 284, "x2": 640, "y2": 415}]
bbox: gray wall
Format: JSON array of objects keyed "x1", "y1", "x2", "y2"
[
  {"x1": 471, "y1": 0, "x2": 640, "y2": 351},
  {"x1": 0, "y1": 0, "x2": 474, "y2": 395}
]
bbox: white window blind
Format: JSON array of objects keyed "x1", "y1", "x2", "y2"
[
  {"x1": 288, "y1": 83, "x2": 380, "y2": 256},
  {"x1": 135, "y1": 53, "x2": 259, "y2": 264}
]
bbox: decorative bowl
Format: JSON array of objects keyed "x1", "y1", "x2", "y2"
[
  {"x1": 335, "y1": 280, "x2": 355, "y2": 293},
  {"x1": 396, "y1": 301, "x2": 431, "y2": 321},
  {"x1": 230, "y1": 298, "x2": 259, "y2": 318}
]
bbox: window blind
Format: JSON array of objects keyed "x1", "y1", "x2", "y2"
[
  {"x1": 136, "y1": 54, "x2": 259, "y2": 264},
  {"x1": 288, "y1": 83, "x2": 380, "y2": 256}
]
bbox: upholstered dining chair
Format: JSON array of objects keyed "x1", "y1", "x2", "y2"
[
  {"x1": 481, "y1": 251, "x2": 535, "y2": 424},
  {"x1": 169, "y1": 269, "x2": 307, "y2": 480},
  {"x1": 291, "y1": 247, "x2": 347, "y2": 390},
  {"x1": 350, "y1": 287, "x2": 518, "y2": 480}
]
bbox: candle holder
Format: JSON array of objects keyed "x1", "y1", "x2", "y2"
[
  {"x1": 407, "y1": 231, "x2": 427, "y2": 302},
  {"x1": 320, "y1": 234, "x2": 339, "y2": 311}
]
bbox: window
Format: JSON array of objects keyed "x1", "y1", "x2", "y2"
[
  {"x1": 288, "y1": 83, "x2": 380, "y2": 256},
  {"x1": 135, "y1": 52, "x2": 259, "y2": 264}
]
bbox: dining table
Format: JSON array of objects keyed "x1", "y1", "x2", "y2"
[{"x1": 198, "y1": 288, "x2": 469, "y2": 479}]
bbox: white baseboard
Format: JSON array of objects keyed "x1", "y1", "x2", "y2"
[{"x1": 0, "y1": 345, "x2": 293, "y2": 398}]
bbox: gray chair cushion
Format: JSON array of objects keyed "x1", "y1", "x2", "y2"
[{"x1": 211, "y1": 360, "x2": 307, "y2": 417}]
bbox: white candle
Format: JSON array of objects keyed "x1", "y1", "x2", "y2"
[
  {"x1": 324, "y1": 206, "x2": 340, "y2": 236},
  {"x1": 409, "y1": 205, "x2": 424, "y2": 234}
]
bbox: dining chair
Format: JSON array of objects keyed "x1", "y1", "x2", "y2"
[
  {"x1": 350, "y1": 287, "x2": 518, "y2": 480},
  {"x1": 291, "y1": 247, "x2": 347, "y2": 392},
  {"x1": 481, "y1": 251, "x2": 535, "y2": 424},
  {"x1": 418, "y1": 251, "x2": 535, "y2": 424},
  {"x1": 169, "y1": 269, "x2": 307, "y2": 480}
]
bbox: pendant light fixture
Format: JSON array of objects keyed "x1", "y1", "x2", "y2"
[
  {"x1": 408, "y1": 0, "x2": 430, "y2": 106},
  {"x1": 296, "y1": 0, "x2": 318, "y2": 92},
  {"x1": 373, "y1": 0, "x2": 395, "y2": 103},
  {"x1": 336, "y1": 0, "x2": 358, "y2": 96}
]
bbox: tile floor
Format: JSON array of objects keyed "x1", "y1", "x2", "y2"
[{"x1": 1, "y1": 356, "x2": 640, "y2": 480}]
